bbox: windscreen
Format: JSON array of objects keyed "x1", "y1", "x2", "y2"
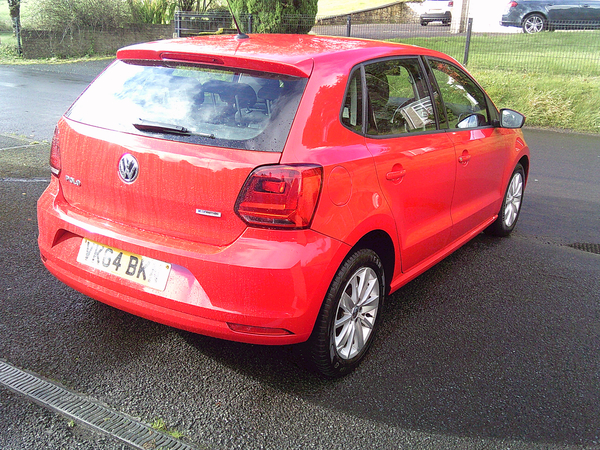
[{"x1": 66, "y1": 60, "x2": 307, "y2": 152}]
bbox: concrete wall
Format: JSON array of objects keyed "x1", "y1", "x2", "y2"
[
  {"x1": 22, "y1": 25, "x2": 173, "y2": 59},
  {"x1": 318, "y1": 1, "x2": 419, "y2": 25}
]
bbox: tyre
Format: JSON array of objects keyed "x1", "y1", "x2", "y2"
[
  {"x1": 485, "y1": 163, "x2": 525, "y2": 237},
  {"x1": 307, "y1": 248, "x2": 385, "y2": 378},
  {"x1": 421, "y1": 21, "x2": 428, "y2": 26},
  {"x1": 522, "y1": 13, "x2": 546, "y2": 33}
]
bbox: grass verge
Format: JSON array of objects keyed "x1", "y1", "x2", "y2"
[
  {"x1": 399, "y1": 30, "x2": 600, "y2": 77},
  {"x1": 397, "y1": 30, "x2": 600, "y2": 133},
  {"x1": 473, "y1": 69, "x2": 600, "y2": 133}
]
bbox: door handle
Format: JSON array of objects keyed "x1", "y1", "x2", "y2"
[
  {"x1": 386, "y1": 169, "x2": 407, "y2": 180},
  {"x1": 458, "y1": 151, "x2": 472, "y2": 165}
]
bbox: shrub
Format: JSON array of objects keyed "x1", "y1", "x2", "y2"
[
  {"x1": 229, "y1": 0, "x2": 318, "y2": 34},
  {"x1": 28, "y1": 0, "x2": 134, "y2": 31},
  {"x1": 128, "y1": 0, "x2": 177, "y2": 24},
  {"x1": 179, "y1": 0, "x2": 225, "y2": 12}
]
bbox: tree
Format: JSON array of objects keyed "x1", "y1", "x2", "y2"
[
  {"x1": 7, "y1": 0, "x2": 19, "y2": 33},
  {"x1": 7, "y1": 0, "x2": 22, "y2": 54},
  {"x1": 229, "y1": 0, "x2": 318, "y2": 34},
  {"x1": 178, "y1": 0, "x2": 223, "y2": 12}
]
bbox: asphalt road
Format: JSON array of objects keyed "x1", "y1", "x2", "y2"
[
  {"x1": 0, "y1": 60, "x2": 114, "y2": 140},
  {"x1": 0, "y1": 62, "x2": 599, "y2": 450}
]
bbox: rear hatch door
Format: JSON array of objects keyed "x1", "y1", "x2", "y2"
[{"x1": 59, "y1": 60, "x2": 307, "y2": 246}]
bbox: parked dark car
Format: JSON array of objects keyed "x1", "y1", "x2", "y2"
[{"x1": 501, "y1": 0, "x2": 600, "y2": 33}]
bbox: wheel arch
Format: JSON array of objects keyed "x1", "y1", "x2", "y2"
[
  {"x1": 518, "y1": 155, "x2": 530, "y2": 183},
  {"x1": 350, "y1": 230, "x2": 396, "y2": 296}
]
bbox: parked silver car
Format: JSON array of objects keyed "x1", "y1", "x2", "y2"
[{"x1": 420, "y1": 0, "x2": 453, "y2": 26}]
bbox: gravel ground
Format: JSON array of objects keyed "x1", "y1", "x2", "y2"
[{"x1": 0, "y1": 387, "x2": 129, "y2": 450}]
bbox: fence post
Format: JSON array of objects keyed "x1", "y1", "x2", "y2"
[
  {"x1": 247, "y1": 14, "x2": 253, "y2": 34},
  {"x1": 15, "y1": 16, "x2": 22, "y2": 55},
  {"x1": 346, "y1": 14, "x2": 352, "y2": 37},
  {"x1": 463, "y1": 18, "x2": 473, "y2": 66},
  {"x1": 175, "y1": 11, "x2": 181, "y2": 38}
]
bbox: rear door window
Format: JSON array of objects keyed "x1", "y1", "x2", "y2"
[
  {"x1": 364, "y1": 58, "x2": 437, "y2": 136},
  {"x1": 66, "y1": 61, "x2": 307, "y2": 152},
  {"x1": 341, "y1": 68, "x2": 364, "y2": 133}
]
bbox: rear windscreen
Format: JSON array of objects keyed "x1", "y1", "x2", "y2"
[{"x1": 66, "y1": 60, "x2": 308, "y2": 152}]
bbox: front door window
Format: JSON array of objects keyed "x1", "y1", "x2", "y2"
[{"x1": 428, "y1": 59, "x2": 490, "y2": 130}]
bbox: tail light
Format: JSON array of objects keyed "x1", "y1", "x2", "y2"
[
  {"x1": 449, "y1": 1, "x2": 454, "y2": 6},
  {"x1": 508, "y1": 1, "x2": 518, "y2": 7},
  {"x1": 49, "y1": 127, "x2": 61, "y2": 176},
  {"x1": 235, "y1": 164, "x2": 323, "y2": 229}
]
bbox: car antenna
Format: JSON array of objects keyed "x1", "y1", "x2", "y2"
[{"x1": 225, "y1": 0, "x2": 249, "y2": 40}]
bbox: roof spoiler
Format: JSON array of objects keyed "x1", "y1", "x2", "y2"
[{"x1": 116, "y1": 48, "x2": 313, "y2": 78}]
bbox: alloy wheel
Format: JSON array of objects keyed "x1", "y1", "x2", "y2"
[
  {"x1": 524, "y1": 15, "x2": 544, "y2": 33},
  {"x1": 503, "y1": 171, "x2": 523, "y2": 228},
  {"x1": 332, "y1": 266, "x2": 380, "y2": 360}
]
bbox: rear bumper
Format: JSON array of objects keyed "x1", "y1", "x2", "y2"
[
  {"x1": 38, "y1": 178, "x2": 349, "y2": 345},
  {"x1": 500, "y1": 17, "x2": 521, "y2": 27},
  {"x1": 500, "y1": 11, "x2": 524, "y2": 28},
  {"x1": 420, "y1": 12, "x2": 452, "y2": 22}
]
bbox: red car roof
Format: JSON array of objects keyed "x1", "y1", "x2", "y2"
[{"x1": 116, "y1": 34, "x2": 447, "y2": 78}]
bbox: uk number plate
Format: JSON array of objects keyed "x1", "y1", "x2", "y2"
[{"x1": 77, "y1": 239, "x2": 171, "y2": 291}]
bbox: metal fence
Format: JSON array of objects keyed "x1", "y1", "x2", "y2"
[{"x1": 174, "y1": 12, "x2": 600, "y2": 77}]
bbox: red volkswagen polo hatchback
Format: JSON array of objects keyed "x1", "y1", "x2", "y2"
[{"x1": 38, "y1": 34, "x2": 529, "y2": 377}]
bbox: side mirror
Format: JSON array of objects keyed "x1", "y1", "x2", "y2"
[
  {"x1": 499, "y1": 109, "x2": 525, "y2": 129},
  {"x1": 457, "y1": 113, "x2": 487, "y2": 129}
]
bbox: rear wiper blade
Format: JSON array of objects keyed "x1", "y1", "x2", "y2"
[
  {"x1": 133, "y1": 119, "x2": 215, "y2": 138},
  {"x1": 134, "y1": 119, "x2": 190, "y2": 135}
]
